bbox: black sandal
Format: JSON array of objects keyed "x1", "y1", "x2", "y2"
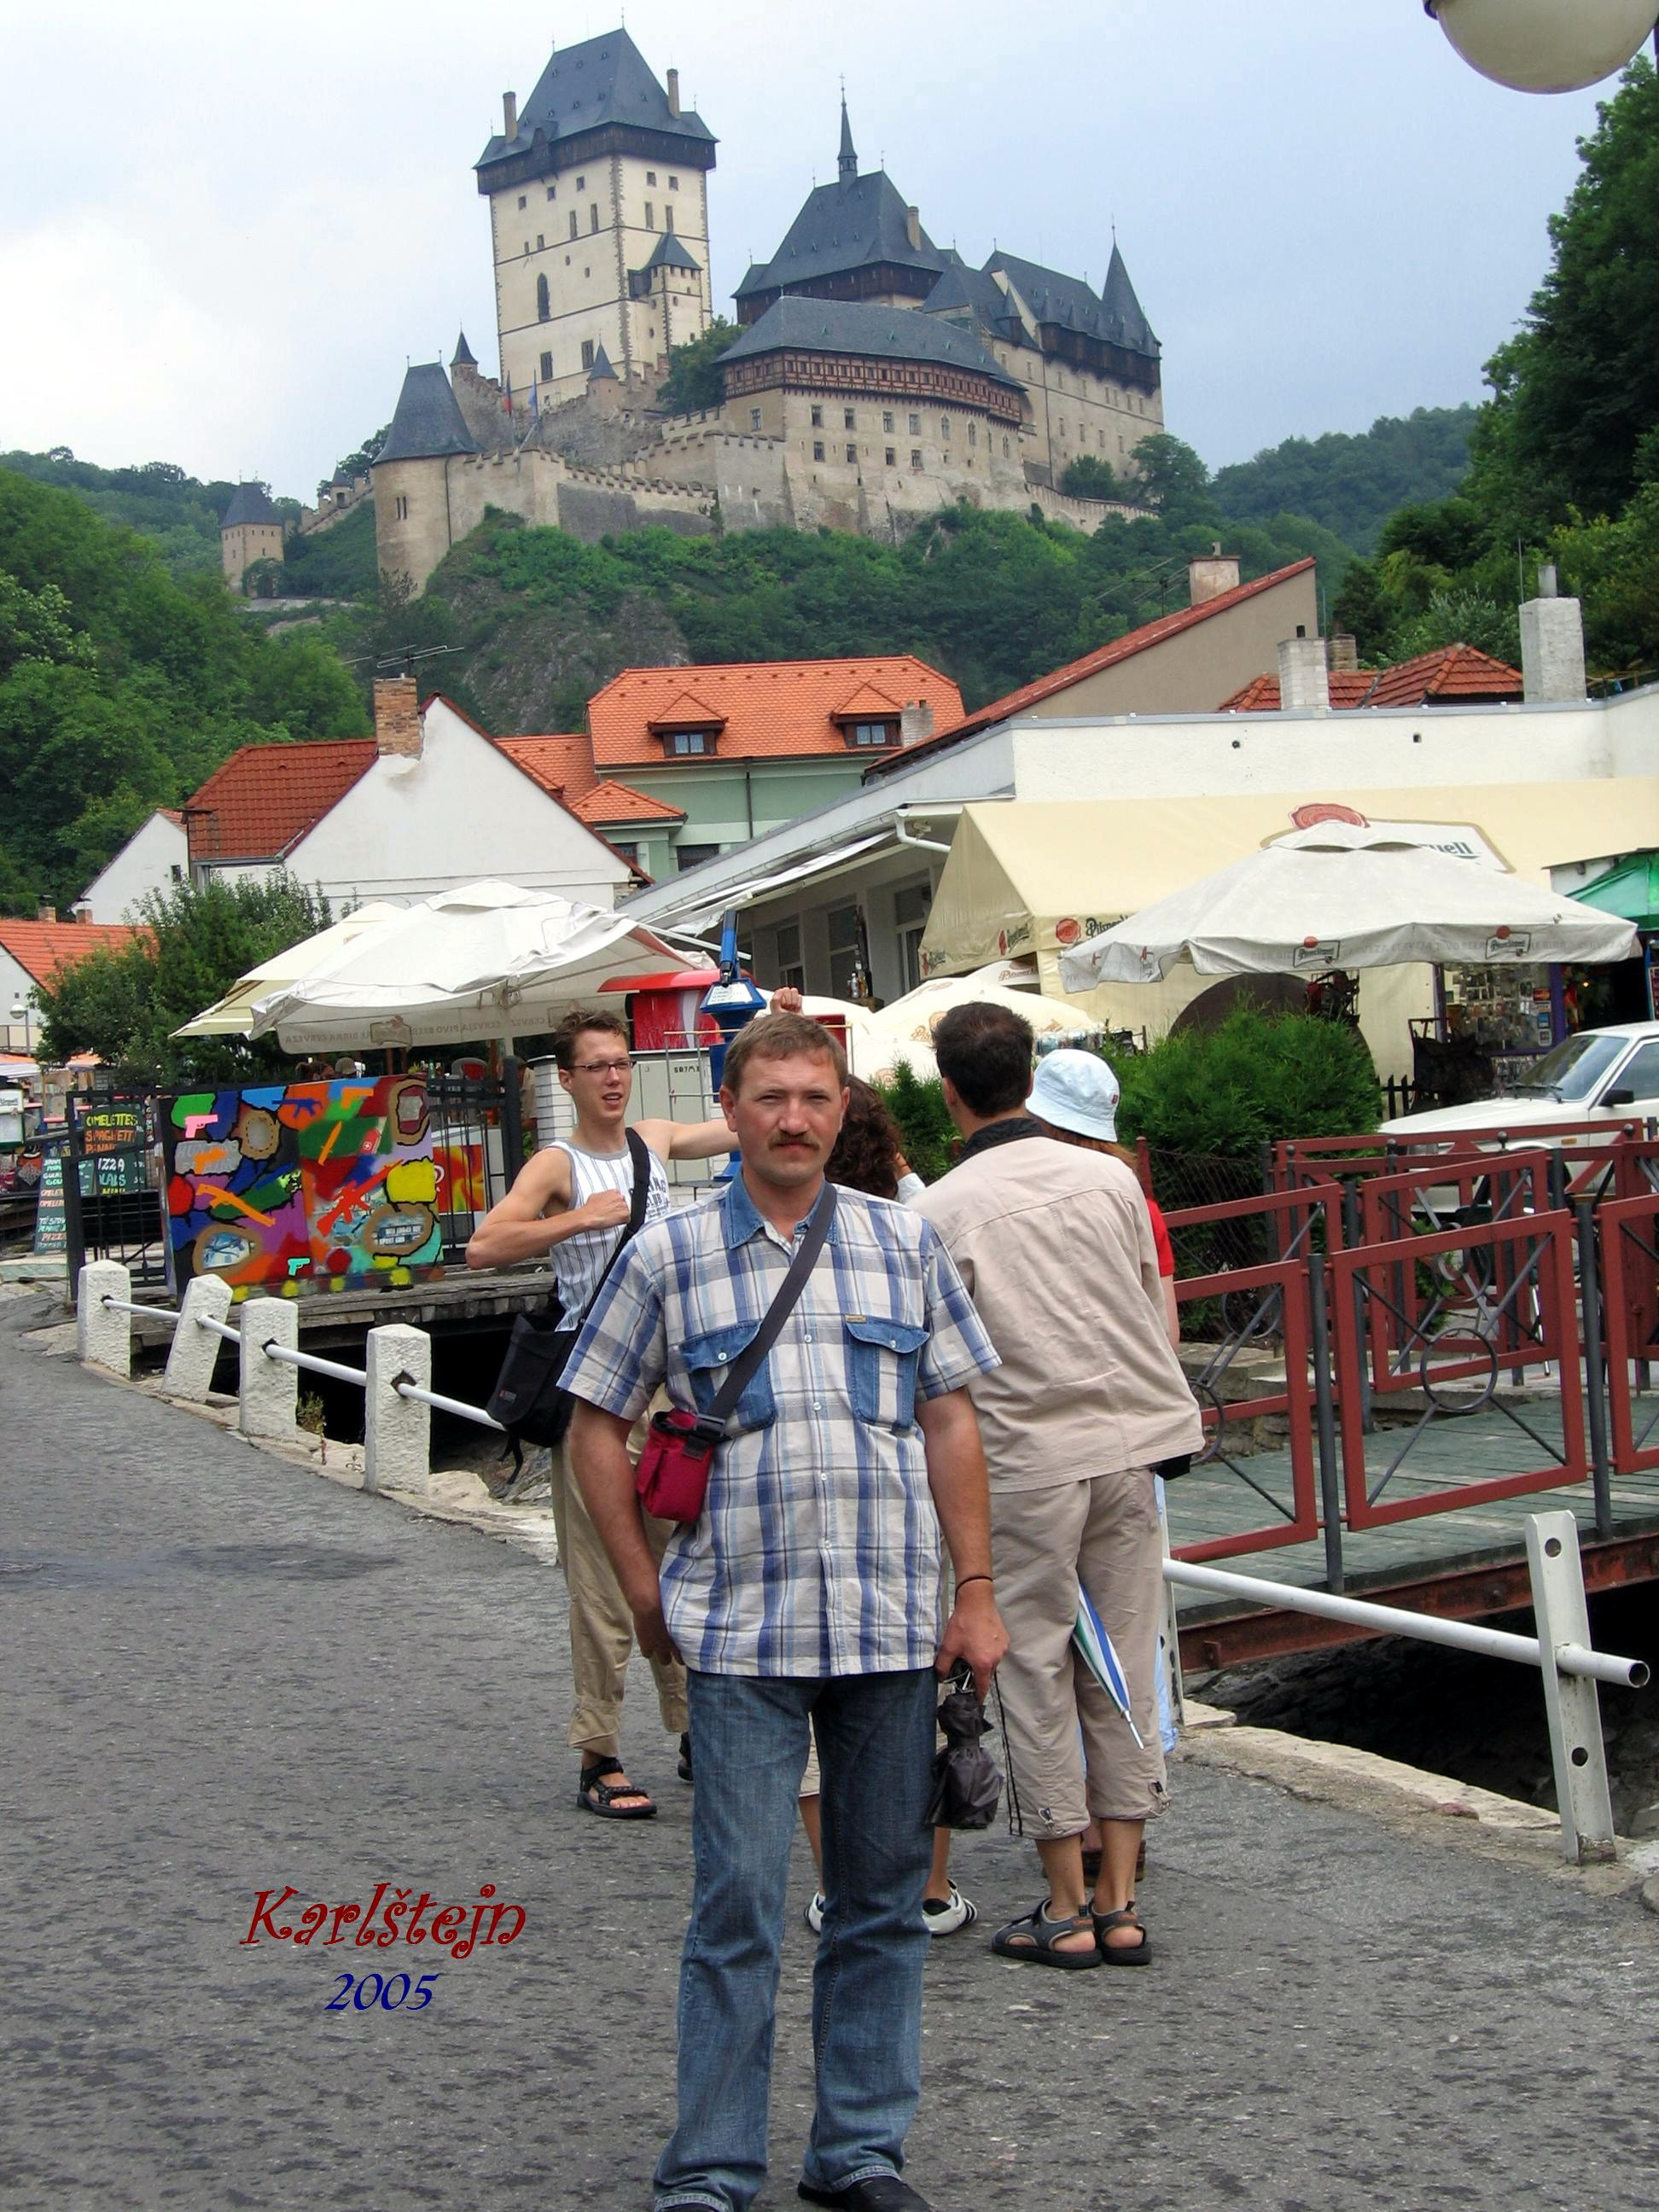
[
  {"x1": 677, "y1": 1732, "x2": 693, "y2": 1783},
  {"x1": 1093, "y1": 1904, "x2": 1151, "y2": 1965},
  {"x1": 577, "y1": 1759, "x2": 658, "y2": 1819},
  {"x1": 991, "y1": 1901, "x2": 1101, "y2": 1970}
]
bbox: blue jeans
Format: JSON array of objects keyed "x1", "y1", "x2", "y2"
[{"x1": 654, "y1": 1666, "x2": 937, "y2": 2212}]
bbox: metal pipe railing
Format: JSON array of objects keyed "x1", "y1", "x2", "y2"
[
  {"x1": 394, "y1": 1377, "x2": 504, "y2": 1431},
  {"x1": 260, "y1": 1340, "x2": 370, "y2": 1388}
]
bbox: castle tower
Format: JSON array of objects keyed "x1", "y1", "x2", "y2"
[
  {"x1": 475, "y1": 28, "x2": 717, "y2": 407},
  {"x1": 219, "y1": 482, "x2": 285, "y2": 590},
  {"x1": 372, "y1": 363, "x2": 479, "y2": 588}
]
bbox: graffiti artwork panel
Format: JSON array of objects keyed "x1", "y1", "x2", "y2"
[{"x1": 165, "y1": 1078, "x2": 444, "y2": 1294}]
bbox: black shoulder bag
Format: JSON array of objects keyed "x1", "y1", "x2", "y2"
[{"x1": 486, "y1": 1128, "x2": 651, "y2": 1465}]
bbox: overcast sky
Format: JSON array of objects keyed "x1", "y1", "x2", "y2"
[{"x1": 0, "y1": 1, "x2": 1619, "y2": 498}]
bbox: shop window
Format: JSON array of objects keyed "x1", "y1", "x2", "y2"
[
  {"x1": 827, "y1": 904, "x2": 864, "y2": 1002},
  {"x1": 895, "y1": 881, "x2": 932, "y2": 994},
  {"x1": 774, "y1": 922, "x2": 805, "y2": 995}
]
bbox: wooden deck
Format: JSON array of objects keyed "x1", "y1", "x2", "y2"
[
  {"x1": 126, "y1": 1266, "x2": 552, "y2": 1356},
  {"x1": 1167, "y1": 1391, "x2": 1659, "y2": 1667}
]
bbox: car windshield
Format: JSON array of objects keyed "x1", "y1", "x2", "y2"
[{"x1": 1511, "y1": 1032, "x2": 1627, "y2": 1102}]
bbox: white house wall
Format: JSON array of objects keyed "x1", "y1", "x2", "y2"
[
  {"x1": 278, "y1": 700, "x2": 632, "y2": 908},
  {"x1": 80, "y1": 812, "x2": 188, "y2": 923},
  {"x1": 1, "y1": 947, "x2": 39, "y2": 1053}
]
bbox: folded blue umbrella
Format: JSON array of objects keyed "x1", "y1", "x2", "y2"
[{"x1": 1073, "y1": 1580, "x2": 1145, "y2": 1751}]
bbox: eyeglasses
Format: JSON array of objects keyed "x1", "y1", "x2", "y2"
[{"x1": 574, "y1": 1058, "x2": 632, "y2": 1077}]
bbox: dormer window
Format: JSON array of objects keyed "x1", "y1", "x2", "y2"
[
  {"x1": 664, "y1": 728, "x2": 716, "y2": 757},
  {"x1": 847, "y1": 720, "x2": 898, "y2": 748}
]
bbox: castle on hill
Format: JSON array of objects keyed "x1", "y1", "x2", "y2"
[{"x1": 360, "y1": 27, "x2": 1165, "y2": 592}]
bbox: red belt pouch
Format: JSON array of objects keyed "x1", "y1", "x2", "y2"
[{"x1": 635, "y1": 1407, "x2": 725, "y2": 1525}]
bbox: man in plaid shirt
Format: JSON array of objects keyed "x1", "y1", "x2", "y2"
[{"x1": 566, "y1": 1012, "x2": 1007, "y2": 2212}]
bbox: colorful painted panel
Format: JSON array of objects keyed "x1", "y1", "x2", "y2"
[{"x1": 165, "y1": 1078, "x2": 445, "y2": 1295}]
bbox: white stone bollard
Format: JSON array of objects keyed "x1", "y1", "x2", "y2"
[
  {"x1": 239, "y1": 1295, "x2": 299, "y2": 1441},
  {"x1": 77, "y1": 1261, "x2": 132, "y2": 1377},
  {"x1": 163, "y1": 1274, "x2": 234, "y2": 1402},
  {"x1": 364, "y1": 1324, "x2": 432, "y2": 1497}
]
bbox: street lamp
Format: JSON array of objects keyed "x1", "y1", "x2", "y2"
[
  {"x1": 9, "y1": 999, "x2": 34, "y2": 1056},
  {"x1": 1426, "y1": 1, "x2": 1659, "y2": 94}
]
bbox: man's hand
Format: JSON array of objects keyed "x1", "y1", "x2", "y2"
[
  {"x1": 574, "y1": 1186, "x2": 631, "y2": 1231},
  {"x1": 631, "y1": 1595, "x2": 683, "y2": 1668},
  {"x1": 934, "y1": 1581, "x2": 1009, "y2": 1703}
]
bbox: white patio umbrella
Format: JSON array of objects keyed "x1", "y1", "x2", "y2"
[
  {"x1": 172, "y1": 901, "x2": 407, "y2": 1037},
  {"x1": 1057, "y1": 824, "x2": 1640, "y2": 992},
  {"x1": 244, "y1": 881, "x2": 688, "y2": 1054},
  {"x1": 853, "y1": 967, "x2": 1104, "y2": 1083}
]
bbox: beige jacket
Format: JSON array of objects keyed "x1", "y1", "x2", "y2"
[{"x1": 915, "y1": 1132, "x2": 1202, "y2": 1490}]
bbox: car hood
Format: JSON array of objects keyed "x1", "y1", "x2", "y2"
[{"x1": 1377, "y1": 1096, "x2": 1600, "y2": 1139}]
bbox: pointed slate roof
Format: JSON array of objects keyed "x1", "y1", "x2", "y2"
[
  {"x1": 837, "y1": 96, "x2": 857, "y2": 180},
  {"x1": 376, "y1": 364, "x2": 480, "y2": 463},
  {"x1": 643, "y1": 230, "x2": 701, "y2": 274},
  {"x1": 587, "y1": 344, "x2": 620, "y2": 383},
  {"x1": 221, "y1": 482, "x2": 278, "y2": 528},
  {"x1": 719, "y1": 298, "x2": 1021, "y2": 390},
  {"x1": 736, "y1": 170, "x2": 946, "y2": 300},
  {"x1": 451, "y1": 329, "x2": 477, "y2": 368},
  {"x1": 1099, "y1": 242, "x2": 1158, "y2": 356},
  {"x1": 921, "y1": 260, "x2": 1021, "y2": 339},
  {"x1": 475, "y1": 28, "x2": 715, "y2": 178}
]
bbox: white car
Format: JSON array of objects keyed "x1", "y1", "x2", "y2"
[{"x1": 1379, "y1": 1021, "x2": 1659, "y2": 1144}]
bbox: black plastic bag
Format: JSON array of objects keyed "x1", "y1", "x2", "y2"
[{"x1": 925, "y1": 1662, "x2": 1004, "y2": 1831}]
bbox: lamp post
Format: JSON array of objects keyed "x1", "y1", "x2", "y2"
[
  {"x1": 9, "y1": 999, "x2": 33, "y2": 1056},
  {"x1": 1425, "y1": 1, "x2": 1659, "y2": 94}
]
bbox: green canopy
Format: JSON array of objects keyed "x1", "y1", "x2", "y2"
[{"x1": 1576, "y1": 851, "x2": 1659, "y2": 933}]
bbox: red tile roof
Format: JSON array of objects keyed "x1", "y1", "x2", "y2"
[
  {"x1": 570, "y1": 783, "x2": 686, "y2": 826},
  {"x1": 871, "y1": 560, "x2": 1318, "y2": 771},
  {"x1": 183, "y1": 741, "x2": 375, "y2": 864},
  {"x1": 1219, "y1": 643, "x2": 1524, "y2": 715},
  {"x1": 0, "y1": 919, "x2": 144, "y2": 984},
  {"x1": 587, "y1": 657, "x2": 964, "y2": 767},
  {"x1": 494, "y1": 735, "x2": 601, "y2": 802}
]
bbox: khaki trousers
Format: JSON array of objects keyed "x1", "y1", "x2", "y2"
[
  {"x1": 992, "y1": 1466, "x2": 1168, "y2": 1837},
  {"x1": 549, "y1": 1432, "x2": 689, "y2": 1758}
]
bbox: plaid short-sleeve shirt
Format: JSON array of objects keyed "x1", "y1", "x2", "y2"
[{"x1": 560, "y1": 1173, "x2": 998, "y2": 1679}]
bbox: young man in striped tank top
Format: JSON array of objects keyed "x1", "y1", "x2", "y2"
[{"x1": 469, "y1": 1006, "x2": 752, "y2": 1819}]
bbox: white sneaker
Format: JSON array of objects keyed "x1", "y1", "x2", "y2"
[
  {"x1": 804, "y1": 1890, "x2": 826, "y2": 1933},
  {"x1": 923, "y1": 1884, "x2": 978, "y2": 1936}
]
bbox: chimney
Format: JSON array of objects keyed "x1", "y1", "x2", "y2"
[
  {"x1": 899, "y1": 699, "x2": 934, "y2": 748},
  {"x1": 71, "y1": 900, "x2": 94, "y2": 924},
  {"x1": 36, "y1": 897, "x2": 56, "y2": 924},
  {"x1": 1326, "y1": 633, "x2": 1359, "y2": 673},
  {"x1": 905, "y1": 206, "x2": 922, "y2": 253},
  {"x1": 667, "y1": 67, "x2": 681, "y2": 119},
  {"x1": 1187, "y1": 544, "x2": 1241, "y2": 605},
  {"x1": 1278, "y1": 625, "x2": 1330, "y2": 713},
  {"x1": 503, "y1": 90, "x2": 518, "y2": 142},
  {"x1": 374, "y1": 675, "x2": 423, "y2": 759},
  {"x1": 1520, "y1": 563, "x2": 1586, "y2": 703}
]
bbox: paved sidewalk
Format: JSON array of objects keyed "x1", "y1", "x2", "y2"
[{"x1": 3, "y1": 1289, "x2": 1656, "y2": 2211}]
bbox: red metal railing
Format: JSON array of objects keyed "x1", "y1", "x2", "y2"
[{"x1": 1598, "y1": 1186, "x2": 1659, "y2": 1476}]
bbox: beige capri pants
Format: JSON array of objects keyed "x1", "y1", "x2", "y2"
[{"x1": 991, "y1": 1464, "x2": 1167, "y2": 1838}]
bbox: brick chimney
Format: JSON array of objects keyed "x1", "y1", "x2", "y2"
[
  {"x1": 905, "y1": 206, "x2": 923, "y2": 253},
  {"x1": 899, "y1": 699, "x2": 934, "y2": 748},
  {"x1": 1188, "y1": 544, "x2": 1240, "y2": 605},
  {"x1": 503, "y1": 90, "x2": 518, "y2": 142},
  {"x1": 36, "y1": 897, "x2": 55, "y2": 923},
  {"x1": 374, "y1": 676, "x2": 422, "y2": 759},
  {"x1": 1278, "y1": 625, "x2": 1330, "y2": 713},
  {"x1": 667, "y1": 68, "x2": 681, "y2": 119},
  {"x1": 1326, "y1": 633, "x2": 1359, "y2": 673}
]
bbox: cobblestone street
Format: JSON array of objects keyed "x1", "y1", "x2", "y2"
[{"x1": 3, "y1": 1286, "x2": 1657, "y2": 2212}]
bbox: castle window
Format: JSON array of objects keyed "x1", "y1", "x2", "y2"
[
  {"x1": 750, "y1": 407, "x2": 762, "y2": 431},
  {"x1": 523, "y1": 240, "x2": 531, "y2": 255},
  {"x1": 911, "y1": 449, "x2": 923, "y2": 471},
  {"x1": 940, "y1": 417, "x2": 950, "y2": 440},
  {"x1": 810, "y1": 405, "x2": 823, "y2": 428},
  {"x1": 590, "y1": 204, "x2": 600, "y2": 232},
  {"x1": 546, "y1": 184, "x2": 556, "y2": 201},
  {"x1": 537, "y1": 233, "x2": 544, "y2": 249},
  {"x1": 908, "y1": 412, "x2": 920, "y2": 435},
  {"x1": 1003, "y1": 436, "x2": 1010, "y2": 457},
  {"x1": 569, "y1": 212, "x2": 579, "y2": 240},
  {"x1": 968, "y1": 422, "x2": 976, "y2": 446},
  {"x1": 664, "y1": 206, "x2": 674, "y2": 233},
  {"x1": 537, "y1": 274, "x2": 550, "y2": 320},
  {"x1": 885, "y1": 446, "x2": 896, "y2": 467},
  {"x1": 843, "y1": 408, "x2": 855, "y2": 429},
  {"x1": 812, "y1": 440, "x2": 825, "y2": 462},
  {"x1": 394, "y1": 493, "x2": 409, "y2": 521},
  {"x1": 845, "y1": 443, "x2": 857, "y2": 463},
  {"x1": 882, "y1": 411, "x2": 894, "y2": 433},
  {"x1": 541, "y1": 351, "x2": 554, "y2": 381},
  {"x1": 646, "y1": 171, "x2": 658, "y2": 186},
  {"x1": 668, "y1": 175, "x2": 679, "y2": 191},
  {"x1": 517, "y1": 195, "x2": 527, "y2": 210},
  {"x1": 576, "y1": 176, "x2": 586, "y2": 190},
  {"x1": 581, "y1": 341, "x2": 596, "y2": 371},
  {"x1": 645, "y1": 202, "x2": 656, "y2": 229}
]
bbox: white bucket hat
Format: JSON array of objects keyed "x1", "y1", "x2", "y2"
[{"x1": 1027, "y1": 1048, "x2": 1121, "y2": 1143}]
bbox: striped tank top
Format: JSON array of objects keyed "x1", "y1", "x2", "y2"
[{"x1": 549, "y1": 1138, "x2": 669, "y2": 1313}]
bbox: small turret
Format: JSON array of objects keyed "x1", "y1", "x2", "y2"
[{"x1": 837, "y1": 96, "x2": 857, "y2": 185}]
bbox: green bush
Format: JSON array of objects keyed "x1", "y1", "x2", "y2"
[
  {"x1": 1115, "y1": 1007, "x2": 1381, "y2": 1158},
  {"x1": 872, "y1": 1062, "x2": 959, "y2": 1185}
]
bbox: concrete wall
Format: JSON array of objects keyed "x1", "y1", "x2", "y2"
[
  {"x1": 79, "y1": 811, "x2": 187, "y2": 923},
  {"x1": 254, "y1": 699, "x2": 634, "y2": 906}
]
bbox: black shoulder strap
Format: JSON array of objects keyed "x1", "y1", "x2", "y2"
[
  {"x1": 707, "y1": 1182, "x2": 837, "y2": 1422},
  {"x1": 569, "y1": 1128, "x2": 654, "y2": 1330}
]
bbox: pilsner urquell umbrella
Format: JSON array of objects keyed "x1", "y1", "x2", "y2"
[{"x1": 1073, "y1": 1581, "x2": 1145, "y2": 1751}]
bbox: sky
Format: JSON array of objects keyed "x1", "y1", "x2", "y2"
[{"x1": 0, "y1": 1, "x2": 1624, "y2": 499}]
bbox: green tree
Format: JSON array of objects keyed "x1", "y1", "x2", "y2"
[
  {"x1": 1212, "y1": 407, "x2": 1477, "y2": 555},
  {"x1": 1129, "y1": 434, "x2": 1214, "y2": 529},
  {"x1": 34, "y1": 873, "x2": 333, "y2": 1082},
  {"x1": 1059, "y1": 454, "x2": 1129, "y2": 501},
  {"x1": 658, "y1": 317, "x2": 741, "y2": 413},
  {"x1": 326, "y1": 425, "x2": 390, "y2": 486}
]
